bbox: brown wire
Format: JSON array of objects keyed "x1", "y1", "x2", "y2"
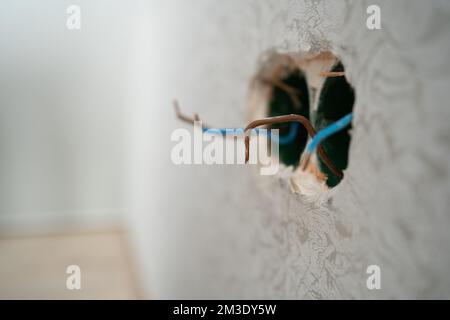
[
  {"x1": 319, "y1": 71, "x2": 345, "y2": 78},
  {"x1": 173, "y1": 99, "x2": 211, "y2": 129},
  {"x1": 244, "y1": 114, "x2": 343, "y2": 178},
  {"x1": 173, "y1": 101, "x2": 343, "y2": 178},
  {"x1": 261, "y1": 77, "x2": 301, "y2": 107}
]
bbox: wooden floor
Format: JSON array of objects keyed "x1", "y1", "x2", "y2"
[{"x1": 0, "y1": 231, "x2": 140, "y2": 299}]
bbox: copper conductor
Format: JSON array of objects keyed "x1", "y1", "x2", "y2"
[
  {"x1": 319, "y1": 71, "x2": 346, "y2": 78},
  {"x1": 244, "y1": 114, "x2": 343, "y2": 178},
  {"x1": 173, "y1": 100, "x2": 211, "y2": 128},
  {"x1": 173, "y1": 101, "x2": 343, "y2": 179}
]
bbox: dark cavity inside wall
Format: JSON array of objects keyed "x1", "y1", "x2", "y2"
[{"x1": 268, "y1": 62, "x2": 355, "y2": 187}]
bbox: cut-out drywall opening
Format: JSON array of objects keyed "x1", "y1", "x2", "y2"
[
  {"x1": 250, "y1": 51, "x2": 355, "y2": 188},
  {"x1": 315, "y1": 62, "x2": 354, "y2": 187}
]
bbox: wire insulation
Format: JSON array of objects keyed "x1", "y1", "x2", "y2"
[{"x1": 306, "y1": 113, "x2": 353, "y2": 154}]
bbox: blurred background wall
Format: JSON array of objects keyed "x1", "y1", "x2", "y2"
[{"x1": 0, "y1": 0, "x2": 141, "y2": 298}]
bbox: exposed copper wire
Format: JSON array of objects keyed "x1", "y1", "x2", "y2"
[
  {"x1": 319, "y1": 71, "x2": 346, "y2": 78},
  {"x1": 244, "y1": 114, "x2": 343, "y2": 178},
  {"x1": 261, "y1": 77, "x2": 301, "y2": 107},
  {"x1": 300, "y1": 153, "x2": 312, "y2": 172},
  {"x1": 173, "y1": 100, "x2": 211, "y2": 128},
  {"x1": 255, "y1": 56, "x2": 304, "y2": 108}
]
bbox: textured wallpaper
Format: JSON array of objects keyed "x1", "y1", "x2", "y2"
[{"x1": 130, "y1": 0, "x2": 450, "y2": 299}]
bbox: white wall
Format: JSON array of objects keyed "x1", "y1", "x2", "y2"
[
  {"x1": 128, "y1": 0, "x2": 450, "y2": 299},
  {"x1": 0, "y1": 0, "x2": 138, "y2": 232}
]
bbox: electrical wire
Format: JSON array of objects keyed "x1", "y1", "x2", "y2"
[
  {"x1": 306, "y1": 113, "x2": 353, "y2": 153},
  {"x1": 300, "y1": 113, "x2": 353, "y2": 172},
  {"x1": 173, "y1": 101, "x2": 344, "y2": 178},
  {"x1": 174, "y1": 100, "x2": 299, "y2": 145},
  {"x1": 243, "y1": 114, "x2": 343, "y2": 178}
]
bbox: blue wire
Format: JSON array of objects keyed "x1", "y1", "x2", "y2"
[
  {"x1": 202, "y1": 122, "x2": 299, "y2": 145},
  {"x1": 202, "y1": 113, "x2": 352, "y2": 151},
  {"x1": 202, "y1": 128, "x2": 228, "y2": 134},
  {"x1": 200, "y1": 114, "x2": 352, "y2": 157},
  {"x1": 271, "y1": 122, "x2": 299, "y2": 145},
  {"x1": 306, "y1": 113, "x2": 353, "y2": 154}
]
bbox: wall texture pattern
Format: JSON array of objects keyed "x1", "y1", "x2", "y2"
[{"x1": 131, "y1": 0, "x2": 450, "y2": 299}]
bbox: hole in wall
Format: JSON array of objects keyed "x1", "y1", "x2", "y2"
[
  {"x1": 315, "y1": 61, "x2": 355, "y2": 187},
  {"x1": 268, "y1": 69, "x2": 310, "y2": 167},
  {"x1": 250, "y1": 51, "x2": 355, "y2": 188}
]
